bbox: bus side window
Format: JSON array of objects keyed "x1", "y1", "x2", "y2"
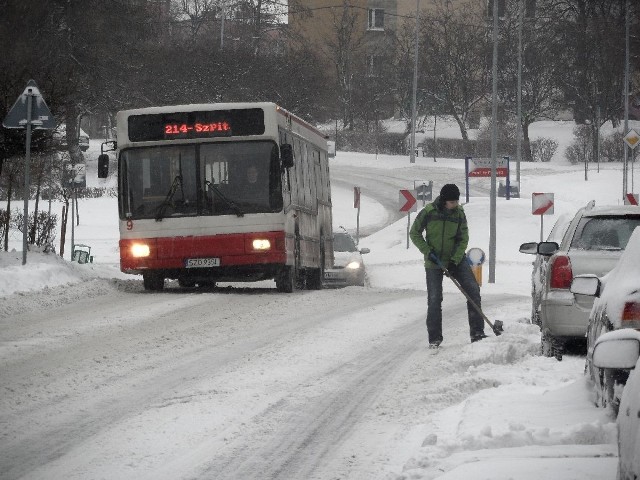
[{"x1": 270, "y1": 145, "x2": 283, "y2": 210}]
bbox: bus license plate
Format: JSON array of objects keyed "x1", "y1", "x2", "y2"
[{"x1": 186, "y1": 257, "x2": 220, "y2": 268}]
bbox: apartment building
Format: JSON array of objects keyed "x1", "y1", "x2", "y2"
[{"x1": 288, "y1": 1, "x2": 486, "y2": 118}]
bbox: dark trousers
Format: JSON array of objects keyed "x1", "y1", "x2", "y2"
[{"x1": 425, "y1": 260, "x2": 484, "y2": 343}]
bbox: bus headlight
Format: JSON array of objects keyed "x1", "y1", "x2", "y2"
[
  {"x1": 346, "y1": 261, "x2": 362, "y2": 270},
  {"x1": 252, "y1": 239, "x2": 271, "y2": 250},
  {"x1": 131, "y1": 243, "x2": 151, "y2": 257}
]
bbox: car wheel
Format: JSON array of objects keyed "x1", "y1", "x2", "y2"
[
  {"x1": 541, "y1": 329, "x2": 564, "y2": 361},
  {"x1": 600, "y1": 369, "x2": 629, "y2": 415},
  {"x1": 306, "y1": 267, "x2": 323, "y2": 290}
]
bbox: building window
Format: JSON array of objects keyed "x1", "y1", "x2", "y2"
[{"x1": 368, "y1": 8, "x2": 384, "y2": 30}]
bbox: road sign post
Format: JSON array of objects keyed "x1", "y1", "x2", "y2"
[
  {"x1": 354, "y1": 186, "x2": 361, "y2": 244},
  {"x1": 2, "y1": 80, "x2": 56, "y2": 265}
]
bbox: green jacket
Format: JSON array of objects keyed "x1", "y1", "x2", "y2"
[{"x1": 410, "y1": 196, "x2": 469, "y2": 269}]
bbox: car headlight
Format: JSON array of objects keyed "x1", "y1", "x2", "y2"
[
  {"x1": 346, "y1": 261, "x2": 362, "y2": 270},
  {"x1": 130, "y1": 243, "x2": 150, "y2": 257}
]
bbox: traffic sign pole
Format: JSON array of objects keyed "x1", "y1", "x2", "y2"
[
  {"x1": 354, "y1": 187, "x2": 361, "y2": 244},
  {"x1": 22, "y1": 94, "x2": 33, "y2": 265},
  {"x1": 2, "y1": 80, "x2": 56, "y2": 265}
]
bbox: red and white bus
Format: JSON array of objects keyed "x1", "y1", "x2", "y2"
[{"x1": 98, "y1": 102, "x2": 333, "y2": 292}]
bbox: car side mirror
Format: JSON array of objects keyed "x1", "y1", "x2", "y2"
[
  {"x1": 359, "y1": 247, "x2": 370, "y2": 254},
  {"x1": 570, "y1": 275, "x2": 601, "y2": 297},
  {"x1": 537, "y1": 241, "x2": 559, "y2": 256},
  {"x1": 280, "y1": 144, "x2": 294, "y2": 169},
  {"x1": 98, "y1": 154, "x2": 110, "y2": 178},
  {"x1": 592, "y1": 331, "x2": 640, "y2": 369},
  {"x1": 519, "y1": 242, "x2": 538, "y2": 255}
]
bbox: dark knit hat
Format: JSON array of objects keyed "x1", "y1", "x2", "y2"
[{"x1": 440, "y1": 184, "x2": 460, "y2": 202}]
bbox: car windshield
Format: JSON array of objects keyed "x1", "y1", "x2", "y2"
[
  {"x1": 333, "y1": 233, "x2": 357, "y2": 252},
  {"x1": 571, "y1": 216, "x2": 640, "y2": 251}
]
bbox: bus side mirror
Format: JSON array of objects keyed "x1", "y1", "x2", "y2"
[
  {"x1": 98, "y1": 154, "x2": 110, "y2": 178},
  {"x1": 280, "y1": 144, "x2": 294, "y2": 169}
]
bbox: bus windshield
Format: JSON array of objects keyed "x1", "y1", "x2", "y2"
[{"x1": 119, "y1": 141, "x2": 283, "y2": 220}]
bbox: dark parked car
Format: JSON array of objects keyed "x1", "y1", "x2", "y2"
[
  {"x1": 323, "y1": 231, "x2": 370, "y2": 287},
  {"x1": 519, "y1": 201, "x2": 640, "y2": 360},
  {"x1": 590, "y1": 329, "x2": 640, "y2": 478},
  {"x1": 570, "y1": 226, "x2": 640, "y2": 410},
  {"x1": 53, "y1": 124, "x2": 90, "y2": 152},
  {"x1": 498, "y1": 181, "x2": 520, "y2": 198}
]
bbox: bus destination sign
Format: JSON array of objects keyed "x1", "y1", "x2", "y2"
[
  {"x1": 128, "y1": 108, "x2": 265, "y2": 142},
  {"x1": 164, "y1": 121, "x2": 231, "y2": 136}
]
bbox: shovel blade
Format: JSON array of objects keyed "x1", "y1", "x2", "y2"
[{"x1": 493, "y1": 319, "x2": 504, "y2": 336}]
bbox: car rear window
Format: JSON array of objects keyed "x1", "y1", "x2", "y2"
[{"x1": 571, "y1": 216, "x2": 640, "y2": 251}]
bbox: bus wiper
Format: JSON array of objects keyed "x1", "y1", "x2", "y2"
[
  {"x1": 156, "y1": 175, "x2": 183, "y2": 221},
  {"x1": 207, "y1": 181, "x2": 244, "y2": 217}
]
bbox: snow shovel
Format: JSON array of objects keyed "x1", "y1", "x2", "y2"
[{"x1": 430, "y1": 254, "x2": 504, "y2": 336}]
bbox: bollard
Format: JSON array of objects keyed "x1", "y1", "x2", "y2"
[
  {"x1": 471, "y1": 264, "x2": 482, "y2": 286},
  {"x1": 466, "y1": 247, "x2": 486, "y2": 288}
]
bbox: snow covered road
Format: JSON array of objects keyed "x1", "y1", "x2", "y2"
[
  {"x1": 0, "y1": 278, "x2": 541, "y2": 480},
  {"x1": 1, "y1": 147, "x2": 624, "y2": 479},
  {"x1": 1, "y1": 281, "x2": 428, "y2": 479}
]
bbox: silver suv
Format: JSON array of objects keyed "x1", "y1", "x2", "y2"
[{"x1": 519, "y1": 201, "x2": 640, "y2": 360}]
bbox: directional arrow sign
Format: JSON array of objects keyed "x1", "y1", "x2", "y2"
[
  {"x1": 399, "y1": 189, "x2": 417, "y2": 212},
  {"x1": 532, "y1": 192, "x2": 554, "y2": 215}
]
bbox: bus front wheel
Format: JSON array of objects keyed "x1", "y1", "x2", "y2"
[
  {"x1": 143, "y1": 273, "x2": 165, "y2": 291},
  {"x1": 276, "y1": 265, "x2": 296, "y2": 293}
]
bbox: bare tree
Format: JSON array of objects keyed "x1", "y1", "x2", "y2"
[
  {"x1": 419, "y1": 0, "x2": 490, "y2": 141},
  {"x1": 324, "y1": 3, "x2": 367, "y2": 130},
  {"x1": 498, "y1": 1, "x2": 567, "y2": 161},
  {"x1": 548, "y1": 0, "x2": 635, "y2": 125},
  {"x1": 173, "y1": 0, "x2": 220, "y2": 42}
]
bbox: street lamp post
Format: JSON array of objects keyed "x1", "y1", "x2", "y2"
[
  {"x1": 489, "y1": 0, "x2": 500, "y2": 284},
  {"x1": 410, "y1": 0, "x2": 420, "y2": 164},
  {"x1": 516, "y1": 0, "x2": 523, "y2": 186},
  {"x1": 623, "y1": 0, "x2": 630, "y2": 198}
]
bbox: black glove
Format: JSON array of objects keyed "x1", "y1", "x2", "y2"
[
  {"x1": 428, "y1": 252, "x2": 440, "y2": 264},
  {"x1": 447, "y1": 260, "x2": 457, "y2": 271}
]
